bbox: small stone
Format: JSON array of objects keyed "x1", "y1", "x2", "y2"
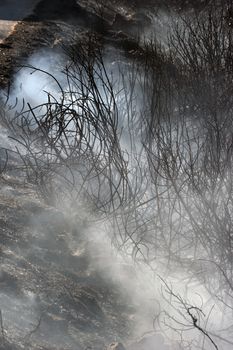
[{"x1": 108, "y1": 342, "x2": 126, "y2": 350}]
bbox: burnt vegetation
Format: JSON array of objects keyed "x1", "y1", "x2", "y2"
[{"x1": 1, "y1": 0, "x2": 233, "y2": 349}]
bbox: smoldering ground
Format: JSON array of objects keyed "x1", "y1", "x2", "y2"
[
  {"x1": 0, "y1": 50, "x2": 228, "y2": 350},
  {"x1": 0, "y1": 46, "x2": 168, "y2": 349},
  {"x1": 1, "y1": 2, "x2": 233, "y2": 350}
]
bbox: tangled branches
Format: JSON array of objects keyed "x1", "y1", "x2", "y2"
[
  {"x1": 5, "y1": 40, "x2": 131, "y2": 216},
  {"x1": 2, "y1": 3, "x2": 233, "y2": 347}
]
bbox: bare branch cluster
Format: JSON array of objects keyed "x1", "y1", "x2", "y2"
[{"x1": 2, "y1": 3, "x2": 233, "y2": 347}]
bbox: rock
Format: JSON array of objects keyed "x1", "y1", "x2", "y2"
[{"x1": 108, "y1": 342, "x2": 127, "y2": 350}]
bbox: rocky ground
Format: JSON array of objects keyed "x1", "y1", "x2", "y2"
[
  {"x1": 0, "y1": 174, "x2": 171, "y2": 349},
  {"x1": 0, "y1": 176, "x2": 134, "y2": 349}
]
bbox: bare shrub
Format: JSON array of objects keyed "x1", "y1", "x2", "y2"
[
  {"x1": 6, "y1": 39, "x2": 131, "y2": 217},
  {"x1": 109, "y1": 3, "x2": 233, "y2": 347},
  {"x1": 3, "y1": 4, "x2": 233, "y2": 347}
]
